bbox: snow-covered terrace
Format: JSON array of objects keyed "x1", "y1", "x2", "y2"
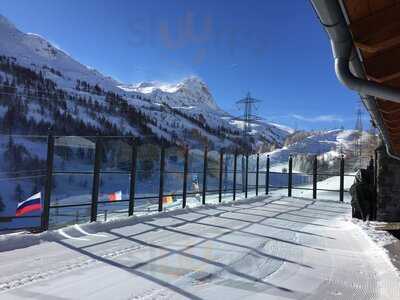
[{"x1": 0, "y1": 192, "x2": 399, "y2": 299}]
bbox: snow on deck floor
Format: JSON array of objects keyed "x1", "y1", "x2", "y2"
[{"x1": 0, "y1": 195, "x2": 399, "y2": 300}]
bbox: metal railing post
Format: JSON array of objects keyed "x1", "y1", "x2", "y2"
[
  {"x1": 373, "y1": 150, "x2": 378, "y2": 220},
  {"x1": 233, "y1": 151, "x2": 238, "y2": 201},
  {"x1": 245, "y1": 154, "x2": 249, "y2": 198},
  {"x1": 218, "y1": 150, "x2": 224, "y2": 203},
  {"x1": 339, "y1": 154, "x2": 345, "y2": 202},
  {"x1": 255, "y1": 153, "x2": 259, "y2": 196},
  {"x1": 128, "y1": 143, "x2": 137, "y2": 216},
  {"x1": 313, "y1": 155, "x2": 317, "y2": 199},
  {"x1": 182, "y1": 146, "x2": 189, "y2": 208},
  {"x1": 158, "y1": 146, "x2": 166, "y2": 212},
  {"x1": 91, "y1": 138, "x2": 102, "y2": 222},
  {"x1": 242, "y1": 156, "x2": 245, "y2": 192},
  {"x1": 288, "y1": 155, "x2": 293, "y2": 197},
  {"x1": 202, "y1": 145, "x2": 208, "y2": 205},
  {"x1": 266, "y1": 155, "x2": 270, "y2": 195},
  {"x1": 374, "y1": 150, "x2": 378, "y2": 188},
  {"x1": 41, "y1": 134, "x2": 54, "y2": 231}
]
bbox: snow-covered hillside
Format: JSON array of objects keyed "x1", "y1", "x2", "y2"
[
  {"x1": 268, "y1": 130, "x2": 354, "y2": 163},
  {"x1": 0, "y1": 14, "x2": 290, "y2": 150},
  {"x1": 0, "y1": 15, "x2": 120, "y2": 92},
  {"x1": 262, "y1": 129, "x2": 376, "y2": 173}
]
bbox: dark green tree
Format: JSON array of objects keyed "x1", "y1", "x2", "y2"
[
  {"x1": 14, "y1": 184, "x2": 24, "y2": 202},
  {"x1": 0, "y1": 195, "x2": 5, "y2": 212}
]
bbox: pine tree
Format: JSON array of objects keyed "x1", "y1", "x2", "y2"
[
  {"x1": 0, "y1": 195, "x2": 5, "y2": 212},
  {"x1": 14, "y1": 184, "x2": 24, "y2": 202}
]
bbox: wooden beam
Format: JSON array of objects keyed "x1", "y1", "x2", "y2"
[
  {"x1": 377, "y1": 99, "x2": 400, "y2": 112},
  {"x1": 382, "y1": 119, "x2": 400, "y2": 128},
  {"x1": 386, "y1": 126, "x2": 400, "y2": 133},
  {"x1": 365, "y1": 47, "x2": 400, "y2": 82},
  {"x1": 350, "y1": 3, "x2": 400, "y2": 53},
  {"x1": 381, "y1": 112, "x2": 400, "y2": 122}
]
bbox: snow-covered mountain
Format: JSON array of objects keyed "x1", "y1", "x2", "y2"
[
  {"x1": 263, "y1": 129, "x2": 377, "y2": 173},
  {"x1": 120, "y1": 77, "x2": 220, "y2": 111},
  {"x1": 0, "y1": 15, "x2": 119, "y2": 92},
  {"x1": 0, "y1": 14, "x2": 290, "y2": 151}
]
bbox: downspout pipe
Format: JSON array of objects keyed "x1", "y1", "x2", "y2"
[
  {"x1": 311, "y1": 0, "x2": 400, "y2": 160},
  {"x1": 311, "y1": 0, "x2": 400, "y2": 103},
  {"x1": 336, "y1": 53, "x2": 400, "y2": 104}
]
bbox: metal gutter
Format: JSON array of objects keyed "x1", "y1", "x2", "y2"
[
  {"x1": 311, "y1": 0, "x2": 400, "y2": 103},
  {"x1": 310, "y1": 0, "x2": 400, "y2": 160}
]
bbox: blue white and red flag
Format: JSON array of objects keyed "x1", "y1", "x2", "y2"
[{"x1": 16, "y1": 192, "x2": 42, "y2": 216}]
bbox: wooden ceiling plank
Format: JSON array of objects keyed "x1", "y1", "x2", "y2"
[
  {"x1": 349, "y1": 3, "x2": 400, "y2": 53},
  {"x1": 343, "y1": 0, "x2": 371, "y2": 22},
  {"x1": 354, "y1": 27, "x2": 400, "y2": 53},
  {"x1": 376, "y1": 99, "x2": 400, "y2": 111},
  {"x1": 380, "y1": 111, "x2": 400, "y2": 120},
  {"x1": 368, "y1": 0, "x2": 397, "y2": 13},
  {"x1": 382, "y1": 120, "x2": 400, "y2": 128},
  {"x1": 385, "y1": 126, "x2": 400, "y2": 133}
]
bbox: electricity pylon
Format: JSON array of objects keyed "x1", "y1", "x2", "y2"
[
  {"x1": 233, "y1": 92, "x2": 263, "y2": 150},
  {"x1": 354, "y1": 105, "x2": 363, "y2": 167},
  {"x1": 232, "y1": 92, "x2": 264, "y2": 191}
]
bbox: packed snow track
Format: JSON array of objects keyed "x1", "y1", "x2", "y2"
[{"x1": 0, "y1": 195, "x2": 399, "y2": 299}]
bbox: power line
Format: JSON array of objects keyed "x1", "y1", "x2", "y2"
[{"x1": 232, "y1": 92, "x2": 264, "y2": 146}]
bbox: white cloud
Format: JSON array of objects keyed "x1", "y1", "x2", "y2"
[{"x1": 291, "y1": 114, "x2": 344, "y2": 123}]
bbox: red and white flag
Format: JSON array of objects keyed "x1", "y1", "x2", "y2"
[
  {"x1": 108, "y1": 191, "x2": 122, "y2": 202},
  {"x1": 16, "y1": 192, "x2": 42, "y2": 216}
]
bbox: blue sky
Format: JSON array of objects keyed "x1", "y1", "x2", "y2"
[{"x1": 0, "y1": 0, "x2": 368, "y2": 130}]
